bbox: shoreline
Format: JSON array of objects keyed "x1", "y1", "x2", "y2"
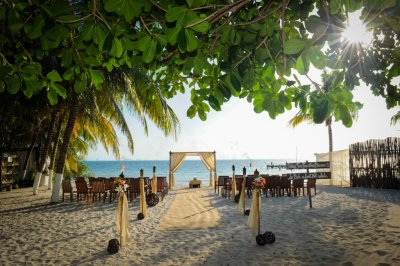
[{"x1": 1, "y1": 185, "x2": 399, "y2": 265}]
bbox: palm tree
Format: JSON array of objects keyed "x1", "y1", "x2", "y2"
[
  {"x1": 50, "y1": 68, "x2": 180, "y2": 203},
  {"x1": 289, "y1": 71, "x2": 362, "y2": 153}
]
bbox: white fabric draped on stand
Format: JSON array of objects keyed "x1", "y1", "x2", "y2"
[
  {"x1": 237, "y1": 175, "x2": 246, "y2": 213},
  {"x1": 247, "y1": 188, "x2": 261, "y2": 236},
  {"x1": 116, "y1": 192, "x2": 131, "y2": 246}
]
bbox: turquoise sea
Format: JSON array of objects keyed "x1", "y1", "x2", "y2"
[{"x1": 84, "y1": 159, "x2": 302, "y2": 185}]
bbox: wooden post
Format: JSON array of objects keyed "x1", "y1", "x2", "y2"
[
  {"x1": 257, "y1": 189, "x2": 260, "y2": 235},
  {"x1": 307, "y1": 167, "x2": 312, "y2": 208}
]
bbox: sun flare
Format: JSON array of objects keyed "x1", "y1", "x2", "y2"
[{"x1": 341, "y1": 11, "x2": 373, "y2": 45}]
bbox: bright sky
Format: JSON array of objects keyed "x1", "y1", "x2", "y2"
[{"x1": 86, "y1": 12, "x2": 399, "y2": 161}]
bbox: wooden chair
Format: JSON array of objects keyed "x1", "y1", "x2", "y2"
[
  {"x1": 264, "y1": 175, "x2": 279, "y2": 197},
  {"x1": 92, "y1": 180, "x2": 107, "y2": 202},
  {"x1": 62, "y1": 180, "x2": 75, "y2": 202},
  {"x1": 246, "y1": 175, "x2": 255, "y2": 198},
  {"x1": 157, "y1": 176, "x2": 167, "y2": 201},
  {"x1": 234, "y1": 175, "x2": 243, "y2": 197},
  {"x1": 222, "y1": 176, "x2": 232, "y2": 198},
  {"x1": 217, "y1": 176, "x2": 229, "y2": 195},
  {"x1": 75, "y1": 180, "x2": 91, "y2": 202},
  {"x1": 292, "y1": 178, "x2": 305, "y2": 196},
  {"x1": 279, "y1": 175, "x2": 292, "y2": 196},
  {"x1": 104, "y1": 178, "x2": 117, "y2": 202},
  {"x1": 127, "y1": 178, "x2": 141, "y2": 202},
  {"x1": 306, "y1": 178, "x2": 317, "y2": 195}
]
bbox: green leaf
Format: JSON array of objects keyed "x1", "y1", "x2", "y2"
[
  {"x1": 329, "y1": 0, "x2": 341, "y2": 14},
  {"x1": 93, "y1": 25, "x2": 106, "y2": 45},
  {"x1": 47, "y1": 89, "x2": 58, "y2": 105},
  {"x1": 295, "y1": 53, "x2": 309, "y2": 75},
  {"x1": 104, "y1": 0, "x2": 144, "y2": 22},
  {"x1": 166, "y1": 7, "x2": 187, "y2": 22},
  {"x1": 63, "y1": 67, "x2": 75, "y2": 81},
  {"x1": 136, "y1": 35, "x2": 152, "y2": 52},
  {"x1": 187, "y1": 105, "x2": 197, "y2": 118},
  {"x1": 0, "y1": 66, "x2": 12, "y2": 79},
  {"x1": 50, "y1": 83, "x2": 67, "y2": 99},
  {"x1": 111, "y1": 37, "x2": 123, "y2": 58},
  {"x1": 9, "y1": 23, "x2": 23, "y2": 33},
  {"x1": 343, "y1": 0, "x2": 363, "y2": 12},
  {"x1": 305, "y1": 16, "x2": 325, "y2": 33},
  {"x1": 208, "y1": 95, "x2": 221, "y2": 111},
  {"x1": 22, "y1": 77, "x2": 38, "y2": 98},
  {"x1": 309, "y1": 48, "x2": 327, "y2": 69},
  {"x1": 190, "y1": 21, "x2": 209, "y2": 33},
  {"x1": 283, "y1": 39, "x2": 307, "y2": 54},
  {"x1": 142, "y1": 39, "x2": 156, "y2": 63},
  {"x1": 6, "y1": 75, "x2": 20, "y2": 94},
  {"x1": 185, "y1": 29, "x2": 198, "y2": 52},
  {"x1": 198, "y1": 109, "x2": 207, "y2": 121},
  {"x1": 312, "y1": 98, "x2": 331, "y2": 123},
  {"x1": 338, "y1": 105, "x2": 352, "y2": 127},
  {"x1": 81, "y1": 23, "x2": 94, "y2": 41},
  {"x1": 61, "y1": 49, "x2": 73, "y2": 67},
  {"x1": 25, "y1": 17, "x2": 45, "y2": 39},
  {"x1": 89, "y1": 69, "x2": 105, "y2": 85},
  {"x1": 0, "y1": 81, "x2": 5, "y2": 93},
  {"x1": 166, "y1": 27, "x2": 182, "y2": 45},
  {"x1": 74, "y1": 79, "x2": 86, "y2": 93},
  {"x1": 47, "y1": 70, "x2": 62, "y2": 82},
  {"x1": 21, "y1": 63, "x2": 42, "y2": 75}
]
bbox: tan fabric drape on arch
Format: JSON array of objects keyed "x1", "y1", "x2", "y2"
[
  {"x1": 169, "y1": 151, "x2": 217, "y2": 188},
  {"x1": 116, "y1": 192, "x2": 131, "y2": 246},
  {"x1": 198, "y1": 152, "x2": 216, "y2": 187},
  {"x1": 169, "y1": 153, "x2": 187, "y2": 188}
]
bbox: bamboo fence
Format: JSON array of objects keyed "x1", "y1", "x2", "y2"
[{"x1": 349, "y1": 137, "x2": 400, "y2": 189}]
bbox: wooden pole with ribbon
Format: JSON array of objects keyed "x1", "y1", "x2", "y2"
[{"x1": 232, "y1": 165, "x2": 236, "y2": 201}]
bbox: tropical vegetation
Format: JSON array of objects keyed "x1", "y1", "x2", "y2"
[{"x1": 0, "y1": 0, "x2": 399, "y2": 200}]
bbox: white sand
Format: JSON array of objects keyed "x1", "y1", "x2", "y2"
[
  {"x1": 159, "y1": 187, "x2": 220, "y2": 231},
  {"x1": 0, "y1": 185, "x2": 399, "y2": 265}
]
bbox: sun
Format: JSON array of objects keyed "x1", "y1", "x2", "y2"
[{"x1": 341, "y1": 10, "x2": 373, "y2": 45}]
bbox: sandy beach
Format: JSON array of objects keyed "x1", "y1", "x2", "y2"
[{"x1": 1, "y1": 185, "x2": 399, "y2": 266}]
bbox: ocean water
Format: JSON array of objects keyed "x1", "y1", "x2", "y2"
[{"x1": 83, "y1": 159, "x2": 301, "y2": 185}]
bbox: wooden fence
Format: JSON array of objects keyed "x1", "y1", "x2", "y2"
[{"x1": 349, "y1": 137, "x2": 400, "y2": 189}]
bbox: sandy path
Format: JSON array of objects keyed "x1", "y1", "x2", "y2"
[
  {"x1": 0, "y1": 185, "x2": 399, "y2": 265},
  {"x1": 159, "y1": 187, "x2": 220, "y2": 230}
]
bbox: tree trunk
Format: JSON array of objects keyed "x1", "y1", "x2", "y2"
[
  {"x1": 326, "y1": 117, "x2": 333, "y2": 185},
  {"x1": 51, "y1": 104, "x2": 78, "y2": 203},
  {"x1": 21, "y1": 132, "x2": 39, "y2": 180},
  {"x1": 47, "y1": 116, "x2": 63, "y2": 190},
  {"x1": 327, "y1": 118, "x2": 333, "y2": 153},
  {"x1": 33, "y1": 111, "x2": 57, "y2": 195}
]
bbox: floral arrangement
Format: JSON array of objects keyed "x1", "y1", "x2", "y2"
[
  {"x1": 252, "y1": 176, "x2": 266, "y2": 189},
  {"x1": 114, "y1": 178, "x2": 128, "y2": 193}
]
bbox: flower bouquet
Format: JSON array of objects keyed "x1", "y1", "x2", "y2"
[
  {"x1": 252, "y1": 176, "x2": 266, "y2": 190},
  {"x1": 114, "y1": 178, "x2": 128, "y2": 193}
]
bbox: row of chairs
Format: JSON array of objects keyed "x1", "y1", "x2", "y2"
[
  {"x1": 62, "y1": 176, "x2": 168, "y2": 203},
  {"x1": 216, "y1": 175, "x2": 316, "y2": 198}
]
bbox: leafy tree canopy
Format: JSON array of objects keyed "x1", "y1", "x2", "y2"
[{"x1": 0, "y1": 0, "x2": 399, "y2": 125}]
